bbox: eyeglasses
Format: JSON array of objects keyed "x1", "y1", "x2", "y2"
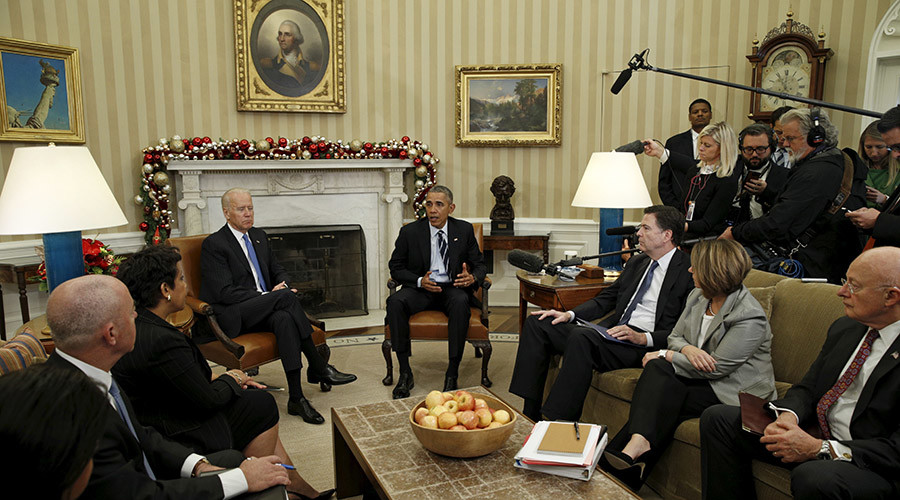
[
  {"x1": 741, "y1": 146, "x2": 770, "y2": 155},
  {"x1": 781, "y1": 135, "x2": 803, "y2": 144},
  {"x1": 886, "y1": 144, "x2": 900, "y2": 152},
  {"x1": 840, "y1": 278, "x2": 900, "y2": 294}
]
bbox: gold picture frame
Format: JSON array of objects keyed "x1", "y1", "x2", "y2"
[
  {"x1": 234, "y1": 0, "x2": 346, "y2": 113},
  {"x1": 456, "y1": 63, "x2": 561, "y2": 147},
  {"x1": 0, "y1": 37, "x2": 85, "y2": 143}
]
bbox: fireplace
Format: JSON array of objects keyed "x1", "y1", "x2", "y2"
[{"x1": 265, "y1": 224, "x2": 367, "y2": 318}]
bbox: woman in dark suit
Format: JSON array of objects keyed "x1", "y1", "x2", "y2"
[
  {"x1": 114, "y1": 245, "x2": 333, "y2": 500},
  {"x1": 600, "y1": 239, "x2": 776, "y2": 491},
  {"x1": 645, "y1": 122, "x2": 741, "y2": 240}
]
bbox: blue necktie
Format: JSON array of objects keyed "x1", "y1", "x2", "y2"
[
  {"x1": 619, "y1": 260, "x2": 659, "y2": 326},
  {"x1": 109, "y1": 380, "x2": 156, "y2": 480},
  {"x1": 243, "y1": 233, "x2": 268, "y2": 291},
  {"x1": 437, "y1": 230, "x2": 449, "y2": 273}
]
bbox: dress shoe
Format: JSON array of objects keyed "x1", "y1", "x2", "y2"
[
  {"x1": 287, "y1": 397, "x2": 325, "y2": 425},
  {"x1": 307, "y1": 364, "x2": 357, "y2": 386},
  {"x1": 442, "y1": 375, "x2": 458, "y2": 392},
  {"x1": 600, "y1": 449, "x2": 646, "y2": 491},
  {"x1": 392, "y1": 371, "x2": 414, "y2": 399},
  {"x1": 290, "y1": 488, "x2": 335, "y2": 500}
]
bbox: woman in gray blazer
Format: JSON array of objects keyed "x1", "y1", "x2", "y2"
[{"x1": 601, "y1": 239, "x2": 776, "y2": 491}]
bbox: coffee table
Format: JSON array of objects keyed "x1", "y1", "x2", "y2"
[{"x1": 331, "y1": 386, "x2": 639, "y2": 499}]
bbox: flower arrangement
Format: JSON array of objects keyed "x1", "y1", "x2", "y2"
[{"x1": 36, "y1": 238, "x2": 123, "y2": 291}]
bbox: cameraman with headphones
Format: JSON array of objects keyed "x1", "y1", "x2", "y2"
[{"x1": 721, "y1": 108, "x2": 865, "y2": 283}]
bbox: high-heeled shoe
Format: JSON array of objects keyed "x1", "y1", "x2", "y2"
[{"x1": 600, "y1": 449, "x2": 646, "y2": 491}]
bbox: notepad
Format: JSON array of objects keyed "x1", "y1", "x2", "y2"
[{"x1": 537, "y1": 422, "x2": 588, "y2": 455}]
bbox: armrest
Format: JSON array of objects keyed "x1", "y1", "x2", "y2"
[
  {"x1": 481, "y1": 276, "x2": 492, "y2": 290},
  {"x1": 193, "y1": 309, "x2": 245, "y2": 360},
  {"x1": 185, "y1": 296, "x2": 214, "y2": 315},
  {"x1": 305, "y1": 313, "x2": 325, "y2": 331}
]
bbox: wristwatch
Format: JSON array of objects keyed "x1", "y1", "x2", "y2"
[
  {"x1": 192, "y1": 457, "x2": 211, "y2": 477},
  {"x1": 658, "y1": 349, "x2": 668, "y2": 359},
  {"x1": 817, "y1": 440, "x2": 833, "y2": 460}
]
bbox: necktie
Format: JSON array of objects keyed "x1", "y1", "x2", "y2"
[
  {"x1": 109, "y1": 380, "x2": 157, "y2": 480},
  {"x1": 619, "y1": 260, "x2": 659, "y2": 326},
  {"x1": 815, "y1": 328, "x2": 880, "y2": 439},
  {"x1": 437, "y1": 230, "x2": 449, "y2": 273},
  {"x1": 242, "y1": 233, "x2": 268, "y2": 291}
]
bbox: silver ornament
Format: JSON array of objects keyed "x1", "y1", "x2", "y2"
[
  {"x1": 142, "y1": 163, "x2": 153, "y2": 174},
  {"x1": 133, "y1": 194, "x2": 144, "y2": 205}
]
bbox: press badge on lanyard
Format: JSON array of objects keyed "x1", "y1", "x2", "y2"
[{"x1": 686, "y1": 201, "x2": 696, "y2": 221}]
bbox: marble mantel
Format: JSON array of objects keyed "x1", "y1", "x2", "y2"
[{"x1": 167, "y1": 159, "x2": 412, "y2": 310}]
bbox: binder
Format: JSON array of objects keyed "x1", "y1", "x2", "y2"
[{"x1": 513, "y1": 421, "x2": 608, "y2": 481}]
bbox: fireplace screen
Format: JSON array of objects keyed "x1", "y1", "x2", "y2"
[{"x1": 264, "y1": 224, "x2": 367, "y2": 319}]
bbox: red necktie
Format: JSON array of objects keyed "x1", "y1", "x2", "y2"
[{"x1": 815, "y1": 328, "x2": 879, "y2": 439}]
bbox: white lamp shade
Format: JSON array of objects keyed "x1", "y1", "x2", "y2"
[
  {"x1": 0, "y1": 145, "x2": 127, "y2": 235},
  {"x1": 571, "y1": 152, "x2": 653, "y2": 209}
]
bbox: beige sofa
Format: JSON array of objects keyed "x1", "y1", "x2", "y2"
[{"x1": 544, "y1": 270, "x2": 846, "y2": 500}]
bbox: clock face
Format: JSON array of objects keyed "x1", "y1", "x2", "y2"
[{"x1": 759, "y1": 45, "x2": 812, "y2": 111}]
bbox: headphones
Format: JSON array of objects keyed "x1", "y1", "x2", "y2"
[{"x1": 807, "y1": 107, "x2": 826, "y2": 147}]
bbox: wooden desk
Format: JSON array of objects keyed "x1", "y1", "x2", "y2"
[
  {"x1": 516, "y1": 270, "x2": 615, "y2": 333},
  {"x1": 483, "y1": 233, "x2": 549, "y2": 273}
]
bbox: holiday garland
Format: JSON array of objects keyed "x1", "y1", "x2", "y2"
[{"x1": 135, "y1": 135, "x2": 439, "y2": 245}]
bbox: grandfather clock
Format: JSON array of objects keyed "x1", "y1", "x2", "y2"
[{"x1": 747, "y1": 11, "x2": 833, "y2": 122}]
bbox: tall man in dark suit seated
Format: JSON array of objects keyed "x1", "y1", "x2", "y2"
[
  {"x1": 200, "y1": 188, "x2": 356, "y2": 425},
  {"x1": 386, "y1": 185, "x2": 487, "y2": 398},
  {"x1": 700, "y1": 247, "x2": 900, "y2": 499},
  {"x1": 659, "y1": 98, "x2": 712, "y2": 209},
  {"x1": 509, "y1": 205, "x2": 695, "y2": 422},
  {"x1": 847, "y1": 106, "x2": 900, "y2": 247},
  {"x1": 46, "y1": 274, "x2": 291, "y2": 499}
]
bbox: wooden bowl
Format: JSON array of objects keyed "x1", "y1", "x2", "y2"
[{"x1": 409, "y1": 392, "x2": 517, "y2": 458}]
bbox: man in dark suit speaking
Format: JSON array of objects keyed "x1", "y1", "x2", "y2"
[
  {"x1": 200, "y1": 188, "x2": 356, "y2": 425},
  {"x1": 700, "y1": 246, "x2": 900, "y2": 499},
  {"x1": 386, "y1": 185, "x2": 487, "y2": 398},
  {"x1": 509, "y1": 205, "x2": 695, "y2": 422},
  {"x1": 46, "y1": 274, "x2": 290, "y2": 499}
]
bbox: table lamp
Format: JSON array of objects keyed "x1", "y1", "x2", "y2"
[
  {"x1": 571, "y1": 152, "x2": 652, "y2": 269},
  {"x1": 0, "y1": 144, "x2": 128, "y2": 291}
]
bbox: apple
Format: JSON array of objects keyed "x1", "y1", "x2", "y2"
[
  {"x1": 438, "y1": 411, "x2": 458, "y2": 429},
  {"x1": 450, "y1": 425, "x2": 467, "y2": 431},
  {"x1": 430, "y1": 405, "x2": 448, "y2": 418},
  {"x1": 487, "y1": 421, "x2": 503, "y2": 428},
  {"x1": 474, "y1": 398, "x2": 488, "y2": 411},
  {"x1": 474, "y1": 408, "x2": 492, "y2": 428},
  {"x1": 425, "y1": 391, "x2": 444, "y2": 410},
  {"x1": 442, "y1": 392, "x2": 455, "y2": 402},
  {"x1": 414, "y1": 407, "x2": 430, "y2": 425},
  {"x1": 493, "y1": 409, "x2": 511, "y2": 424},
  {"x1": 457, "y1": 410, "x2": 478, "y2": 430},
  {"x1": 456, "y1": 392, "x2": 475, "y2": 412},
  {"x1": 443, "y1": 400, "x2": 459, "y2": 413},
  {"x1": 422, "y1": 415, "x2": 439, "y2": 429}
]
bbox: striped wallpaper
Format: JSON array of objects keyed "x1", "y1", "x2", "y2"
[{"x1": 0, "y1": 0, "x2": 893, "y2": 242}]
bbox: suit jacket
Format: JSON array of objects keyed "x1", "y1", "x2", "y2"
[
  {"x1": 388, "y1": 217, "x2": 487, "y2": 293},
  {"x1": 666, "y1": 286, "x2": 776, "y2": 405},
  {"x1": 872, "y1": 182, "x2": 900, "y2": 247},
  {"x1": 113, "y1": 308, "x2": 242, "y2": 452},
  {"x1": 200, "y1": 224, "x2": 291, "y2": 337},
  {"x1": 666, "y1": 150, "x2": 741, "y2": 238},
  {"x1": 774, "y1": 316, "x2": 900, "y2": 482},
  {"x1": 659, "y1": 129, "x2": 695, "y2": 207},
  {"x1": 47, "y1": 353, "x2": 227, "y2": 500},
  {"x1": 571, "y1": 250, "x2": 694, "y2": 348}
]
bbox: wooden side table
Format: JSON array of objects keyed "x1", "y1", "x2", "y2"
[
  {"x1": 516, "y1": 270, "x2": 614, "y2": 333},
  {"x1": 483, "y1": 233, "x2": 549, "y2": 273},
  {"x1": 0, "y1": 260, "x2": 42, "y2": 341}
]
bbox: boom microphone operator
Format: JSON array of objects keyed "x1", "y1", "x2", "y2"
[
  {"x1": 507, "y1": 249, "x2": 545, "y2": 273},
  {"x1": 605, "y1": 225, "x2": 638, "y2": 236}
]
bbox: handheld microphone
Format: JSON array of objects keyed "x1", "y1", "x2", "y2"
[
  {"x1": 681, "y1": 235, "x2": 719, "y2": 246},
  {"x1": 614, "y1": 140, "x2": 645, "y2": 155},
  {"x1": 610, "y1": 68, "x2": 633, "y2": 95},
  {"x1": 605, "y1": 225, "x2": 638, "y2": 236},
  {"x1": 507, "y1": 249, "x2": 545, "y2": 273}
]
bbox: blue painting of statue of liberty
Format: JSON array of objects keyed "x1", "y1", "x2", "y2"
[{"x1": 2, "y1": 52, "x2": 70, "y2": 130}]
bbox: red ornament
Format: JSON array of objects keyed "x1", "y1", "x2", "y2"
[
  {"x1": 278, "y1": 137, "x2": 288, "y2": 147},
  {"x1": 192, "y1": 137, "x2": 202, "y2": 146},
  {"x1": 143, "y1": 153, "x2": 154, "y2": 163},
  {"x1": 399, "y1": 150, "x2": 408, "y2": 159},
  {"x1": 364, "y1": 142, "x2": 374, "y2": 151},
  {"x1": 203, "y1": 136, "x2": 211, "y2": 144},
  {"x1": 232, "y1": 153, "x2": 241, "y2": 159},
  {"x1": 325, "y1": 154, "x2": 332, "y2": 159},
  {"x1": 239, "y1": 139, "x2": 250, "y2": 149},
  {"x1": 317, "y1": 141, "x2": 326, "y2": 151},
  {"x1": 402, "y1": 136, "x2": 410, "y2": 143},
  {"x1": 266, "y1": 137, "x2": 275, "y2": 145},
  {"x1": 309, "y1": 144, "x2": 318, "y2": 153},
  {"x1": 139, "y1": 222, "x2": 149, "y2": 231},
  {"x1": 152, "y1": 227, "x2": 161, "y2": 245},
  {"x1": 413, "y1": 158, "x2": 422, "y2": 166},
  {"x1": 301, "y1": 136, "x2": 311, "y2": 145}
]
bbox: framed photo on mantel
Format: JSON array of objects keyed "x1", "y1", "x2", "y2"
[
  {"x1": 234, "y1": 0, "x2": 346, "y2": 113},
  {"x1": 0, "y1": 36, "x2": 85, "y2": 143},
  {"x1": 456, "y1": 63, "x2": 561, "y2": 147}
]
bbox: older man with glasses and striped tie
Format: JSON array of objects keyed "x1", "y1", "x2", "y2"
[
  {"x1": 509, "y1": 205, "x2": 695, "y2": 422},
  {"x1": 700, "y1": 246, "x2": 900, "y2": 499},
  {"x1": 385, "y1": 185, "x2": 487, "y2": 398}
]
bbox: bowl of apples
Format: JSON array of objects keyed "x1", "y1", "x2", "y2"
[{"x1": 409, "y1": 389, "x2": 517, "y2": 458}]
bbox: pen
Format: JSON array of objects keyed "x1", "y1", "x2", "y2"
[
  {"x1": 276, "y1": 463, "x2": 295, "y2": 470},
  {"x1": 574, "y1": 421, "x2": 580, "y2": 440}
]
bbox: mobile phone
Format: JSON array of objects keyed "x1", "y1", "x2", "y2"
[{"x1": 746, "y1": 171, "x2": 761, "y2": 181}]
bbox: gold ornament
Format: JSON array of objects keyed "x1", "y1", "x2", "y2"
[
  {"x1": 161, "y1": 184, "x2": 171, "y2": 194},
  {"x1": 142, "y1": 163, "x2": 153, "y2": 174},
  {"x1": 415, "y1": 166, "x2": 427, "y2": 177},
  {"x1": 152, "y1": 171, "x2": 169, "y2": 187},
  {"x1": 349, "y1": 140, "x2": 362, "y2": 152},
  {"x1": 301, "y1": 150, "x2": 312, "y2": 160},
  {"x1": 415, "y1": 179, "x2": 425, "y2": 188},
  {"x1": 256, "y1": 140, "x2": 270, "y2": 151},
  {"x1": 170, "y1": 141, "x2": 185, "y2": 153},
  {"x1": 133, "y1": 194, "x2": 144, "y2": 205},
  {"x1": 408, "y1": 148, "x2": 419, "y2": 158}
]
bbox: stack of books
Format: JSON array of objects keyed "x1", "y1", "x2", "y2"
[{"x1": 513, "y1": 420, "x2": 608, "y2": 481}]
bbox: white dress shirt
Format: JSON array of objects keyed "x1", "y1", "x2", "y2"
[
  {"x1": 228, "y1": 224, "x2": 266, "y2": 293},
  {"x1": 417, "y1": 222, "x2": 451, "y2": 286},
  {"x1": 55, "y1": 349, "x2": 249, "y2": 498}
]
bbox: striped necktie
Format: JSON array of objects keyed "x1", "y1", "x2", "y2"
[{"x1": 437, "y1": 229, "x2": 449, "y2": 272}]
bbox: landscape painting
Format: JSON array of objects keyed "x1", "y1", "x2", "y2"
[{"x1": 456, "y1": 64, "x2": 561, "y2": 147}]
